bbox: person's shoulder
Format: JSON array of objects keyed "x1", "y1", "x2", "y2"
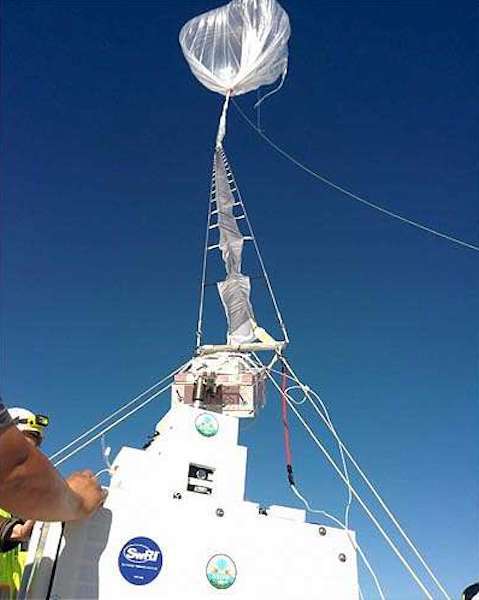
[{"x1": 0, "y1": 403, "x2": 13, "y2": 430}]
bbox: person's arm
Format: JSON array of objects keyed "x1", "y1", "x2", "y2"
[
  {"x1": 0, "y1": 515, "x2": 24, "y2": 552},
  {"x1": 0, "y1": 407, "x2": 105, "y2": 521}
]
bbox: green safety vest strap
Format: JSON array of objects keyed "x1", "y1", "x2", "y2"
[{"x1": 0, "y1": 508, "x2": 25, "y2": 599}]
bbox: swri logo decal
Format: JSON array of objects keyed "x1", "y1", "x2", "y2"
[
  {"x1": 118, "y1": 537, "x2": 163, "y2": 585},
  {"x1": 124, "y1": 545, "x2": 160, "y2": 564}
]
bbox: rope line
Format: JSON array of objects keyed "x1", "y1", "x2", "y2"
[
  {"x1": 277, "y1": 357, "x2": 451, "y2": 600},
  {"x1": 196, "y1": 153, "x2": 216, "y2": 348},
  {"x1": 53, "y1": 383, "x2": 172, "y2": 467},
  {"x1": 50, "y1": 361, "x2": 189, "y2": 463},
  {"x1": 260, "y1": 362, "x2": 435, "y2": 599},
  {"x1": 196, "y1": 144, "x2": 289, "y2": 347},
  {"x1": 266, "y1": 353, "x2": 384, "y2": 599},
  {"x1": 233, "y1": 99, "x2": 479, "y2": 253},
  {"x1": 259, "y1": 362, "x2": 378, "y2": 595},
  {"x1": 290, "y1": 484, "x2": 386, "y2": 600},
  {"x1": 265, "y1": 361, "x2": 353, "y2": 530},
  {"x1": 219, "y1": 147, "x2": 290, "y2": 342}
]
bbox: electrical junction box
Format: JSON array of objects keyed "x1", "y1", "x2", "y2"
[{"x1": 20, "y1": 404, "x2": 359, "y2": 599}]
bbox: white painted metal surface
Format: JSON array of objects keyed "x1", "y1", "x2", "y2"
[{"x1": 22, "y1": 404, "x2": 359, "y2": 599}]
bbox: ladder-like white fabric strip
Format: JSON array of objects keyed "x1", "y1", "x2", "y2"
[{"x1": 214, "y1": 148, "x2": 257, "y2": 344}]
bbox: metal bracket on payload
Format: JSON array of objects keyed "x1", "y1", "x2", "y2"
[
  {"x1": 197, "y1": 341, "x2": 285, "y2": 355},
  {"x1": 197, "y1": 320, "x2": 287, "y2": 356}
]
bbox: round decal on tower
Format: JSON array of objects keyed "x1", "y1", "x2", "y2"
[
  {"x1": 206, "y1": 554, "x2": 237, "y2": 589},
  {"x1": 118, "y1": 536, "x2": 163, "y2": 585},
  {"x1": 195, "y1": 413, "x2": 219, "y2": 437}
]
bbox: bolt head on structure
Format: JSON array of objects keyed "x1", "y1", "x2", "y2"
[{"x1": 318, "y1": 526, "x2": 327, "y2": 536}]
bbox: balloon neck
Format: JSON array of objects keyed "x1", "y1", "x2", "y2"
[{"x1": 215, "y1": 91, "x2": 231, "y2": 149}]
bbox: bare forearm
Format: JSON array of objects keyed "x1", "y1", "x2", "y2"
[
  {"x1": 0, "y1": 406, "x2": 104, "y2": 521},
  {"x1": 1, "y1": 449, "x2": 82, "y2": 521},
  {"x1": 0, "y1": 424, "x2": 85, "y2": 521}
]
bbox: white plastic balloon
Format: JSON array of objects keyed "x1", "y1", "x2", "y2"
[{"x1": 179, "y1": 0, "x2": 290, "y2": 97}]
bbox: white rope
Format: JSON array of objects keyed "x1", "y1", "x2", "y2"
[
  {"x1": 256, "y1": 89, "x2": 262, "y2": 132},
  {"x1": 263, "y1": 365, "x2": 386, "y2": 600},
  {"x1": 50, "y1": 361, "x2": 189, "y2": 462},
  {"x1": 249, "y1": 349, "x2": 380, "y2": 598},
  {"x1": 263, "y1": 361, "x2": 353, "y2": 529},
  {"x1": 279, "y1": 357, "x2": 452, "y2": 600},
  {"x1": 268, "y1": 358, "x2": 450, "y2": 599},
  {"x1": 94, "y1": 468, "x2": 112, "y2": 480},
  {"x1": 253, "y1": 67, "x2": 287, "y2": 110},
  {"x1": 196, "y1": 152, "x2": 216, "y2": 348},
  {"x1": 233, "y1": 99, "x2": 479, "y2": 254},
  {"x1": 262, "y1": 365, "x2": 435, "y2": 599},
  {"x1": 219, "y1": 148, "x2": 290, "y2": 342},
  {"x1": 283, "y1": 384, "x2": 308, "y2": 405},
  {"x1": 53, "y1": 382, "x2": 172, "y2": 467},
  {"x1": 290, "y1": 484, "x2": 386, "y2": 600}
]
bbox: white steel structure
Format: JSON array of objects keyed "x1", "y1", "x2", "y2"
[{"x1": 21, "y1": 403, "x2": 359, "y2": 599}]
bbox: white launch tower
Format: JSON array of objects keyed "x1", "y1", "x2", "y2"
[{"x1": 20, "y1": 353, "x2": 359, "y2": 599}]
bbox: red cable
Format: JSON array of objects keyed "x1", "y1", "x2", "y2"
[{"x1": 280, "y1": 362, "x2": 295, "y2": 485}]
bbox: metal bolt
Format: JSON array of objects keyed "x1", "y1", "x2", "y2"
[
  {"x1": 258, "y1": 506, "x2": 268, "y2": 516},
  {"x1": 318, "y1": 526, "x2": 327, "y2": 536},
  {"x1": 338, "y1": 553, "x2": 347, "y2": 563},
  {"x1": 216, "y1": 508, "x2": 224, "y2": 517},
  {"x1": 173, "y1": 492, "x2": 182, "y2": 500}
]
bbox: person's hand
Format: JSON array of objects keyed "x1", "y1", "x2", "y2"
[
  {"x1": 11, "y1": 519, "x2": 35, "y2": 542},
  {"x1": 65, "y1": 470, "x2": 106, "y2": 519}
]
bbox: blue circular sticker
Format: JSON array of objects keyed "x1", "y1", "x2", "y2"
[{"x1": 118, "y1": 537, "x2": 163, "y2": 585}]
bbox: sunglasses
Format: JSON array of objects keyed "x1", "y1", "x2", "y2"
[{"x1": 14, "y1": 414, "x2": 49, "y2": 428}]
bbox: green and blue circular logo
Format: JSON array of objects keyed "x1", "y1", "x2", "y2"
[
  {"x1": 195, "y1": 413, "x2": 219, "y2": 437},
  {"x1": 206, "y1": 554, "x2": 237, "y2": 589}
]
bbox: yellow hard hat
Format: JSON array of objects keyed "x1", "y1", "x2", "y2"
[{"x1": 8, "y1": 407, "x2": 49, "y2": 440}]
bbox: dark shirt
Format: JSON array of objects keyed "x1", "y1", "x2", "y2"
[
  {"x1": 0, "y1": 403, "x2": 12, "y2": 430},
  {"x1": 0, "y1": 402, "x2": 23, "y2": 553},
  {"x1": 463, "y1": 584, "x2": 479, "y2": 600}
]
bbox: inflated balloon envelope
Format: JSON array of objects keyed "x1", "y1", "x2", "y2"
[
  {"x1": 179, "y1": 0, "x2": 290, "y2": 350},
  {"x1": 179, "y1": 0, "x2": 290, "y2": 146},
  {"x1": 179, "y1": 0, "x2": 290, "y2": 97}
]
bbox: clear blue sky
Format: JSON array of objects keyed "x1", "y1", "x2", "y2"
[{"x1": 2, "y1": 1, "x2": 477, "y2": 598}]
